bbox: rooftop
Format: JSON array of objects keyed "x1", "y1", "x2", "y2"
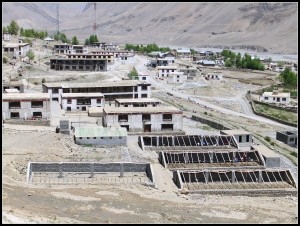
[
  {"x1": 262, "y1": 92, "x2": 290, "y2": 97},
  {"x1": 4, "y1": 43, "x2": 29, "y2": 48},
  {"x1": 4, "y1": 88, "x2": 20, "y2": 93},
  {"x1": 3, "y1": 80, "x2": 24, "y2": 85},
  {"x1": 221, "y1": 130, "x2": 252, "y2": 136},
  {"x1": 104, "y1": 106, "x2": 182, "y2": 114},
  {"x1": 43, "y1": 80, "x2": 150, "y2": 88},
  {"x1": 61, "y1": 93, "x2": 104, "y2": 98},
  {"x1": 157, "y1": 66, "x2": 178, "y2": 70},
  {"x1": 115, "y1": 98, "x2": 161, "y2": 103},
  {"x1": 3, "y1": 93, "x2": 51, "y2": 100},
  {"x1": 252, "y1": 145, "x2": 280, "y2": 158},
  {"x1": 75, "y1": 126, "x2": 127, "y2": 138}
]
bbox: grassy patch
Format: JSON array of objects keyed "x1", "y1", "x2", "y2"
[{"x1": 291, "y1": 151, "x2": 297, "y2": 157}]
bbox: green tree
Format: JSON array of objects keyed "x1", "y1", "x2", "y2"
[
  {"x1": 71, "y1": 36, "x2": 79, "y2": 45},
  {"x1": 3, "y1": 26, "x2": 8, "y2": 33},
  {"x1": 7, "y1": 20, "x2": 19, "y2": 35},
  {"x1": 89, "y1": 34, "x2": 99, "y2": 44},
  {"x1": 85, "y1": 38, "x2": 90, "y2": 45},
  {"x1": 279, "y1": 68, "x2": 297, "y2": 88},
  {"x1": 20, "y1": 27, "x2": 24, "y2": 36},
  {"x1": 128, "y1": 67, "x2": 138, "y2": 79},
  {"x1": 26, "y1": 50, "x2": 35, "y2": 64},
  {"x1": 24, "y1": 38, "x2": 33, "y2": 47}
]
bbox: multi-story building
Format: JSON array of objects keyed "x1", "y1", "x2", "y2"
[
  {"x1": 2, "y1": 80, "x2": 25, "y2": 93},
  {"x1": 3, "y1": 43, "x2": 30, "y2": 57},
  {"x1": 2, "y1": 93, "x2": 51, "y2": 120},
  {"x1": 49, "y1": 58, "x2": 108, "y2": 71},
  {"x1": 157, "y1": 66, "x2": 178, "y2": 78},
  {"x1": 115, "y1": 98, "x2": 161, "y2": 107},
  {"x1": 61, "y1": 93, "x2": 104, "y2": 111},
  {"x1": 103, "y1": 106, "x2": 183, "y2": 133},
  {"x1": 42, "y1": 80, "x2": 151, "y2": 103},
  {"x1": 66, "y1": 53, "x2": 114, "y2": 64},
  {"x1": 53, "y1": 44, "x2": 73, "y2": 54}
]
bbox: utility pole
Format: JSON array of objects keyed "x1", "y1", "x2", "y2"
[{"x1": 56, "y1": 3, "x2": 60, "y2": 38}]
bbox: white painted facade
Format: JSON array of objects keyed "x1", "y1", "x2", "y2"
[
  {"x1": 61, "y1": 93, "x2": 104, "y2": 112},
  {"x1": 157, "y1": 66, "x2": 178, "y2": 78},
  {"x1": 3, "y1": 32, "x2": 11, "y2": 41},
  {"x1": 2, "y1": 93, "x2": 51, "y2": 120},
  {"x1": 120, "y1": 54, "x2": 135, "y2": 64},
  {"x1": 3, "y1": 43, "x2": 30, "y2": 56},
  {"x1": 103, "y1": 106, "x2": 183, "y2": 133},
  {"x1": 167, "y1": 72, "x2": 187, "y2": 84},
  {"x1": 206, "y1": 72, "x2": 223, "y2": 80},
  {"x1": 260, "y1": 91, "x2": 290, "y2": 104}
]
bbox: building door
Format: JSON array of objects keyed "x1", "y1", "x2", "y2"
[
  {"x1": 82, "y1": 106, "x2": 86, "y2": 111},
  {"x1": 120, "y1": 125, "x2": 129, "y2": 132},
  {"x1": 144, "y1": 124, "x2": 151, "y2": 132}
]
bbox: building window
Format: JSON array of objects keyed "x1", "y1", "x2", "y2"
[
  {"x1": 97, "y1": 98, "x2": 102, "y2": 104},
  {"x1": 87, "y1": 137, "x2": 90, "y2": 139},
  {"x1": 53, "y1": 88, "x2": 59, "y2": 93},
  {"x1": 264, "y1": 97, "x2": 268, "y2": 100},
  {"x1": 93, "y1": 137, "x2": 96, "y2": 139},
  {"x1": 67, "y1": 107, "x2": 71, "y2": 111},
  {"x1": 101, "y1": 137, "x2": 104, "y2": 139},
  {"x1": 161, "y1": 124, "x2": 173, "y2": 131},
  {"x1": 289, "y1": 138, "x2": 294, "y2": 142},
  {"x1": 33, "y1": 112, "x2": 42, "y2": 118},
  {"x1": 9, "y1": 102, "x2": 21, "y2": 109},
  {"x1": 141, "y1": 94, "x2": 147, "y2": 98},
  {"x1": 118, "y1": 115, "x2": 128, "y2": 122},
  {"x1": 109, "y1": 137, "x2": 112, "y2": 139},
  {"x1": 162, "y1": 114, "x2": 172, "y2": 121},
  {"x1": 79, "y1": 137, "x2": 82, "y2": 139},
  {"x1": 239, "y1": 136, "x2": 242, "y2": 142},
  {"x1": 10, "y1": 112, "x2": 20, "y2": 119},
  {"x1": 282, "y1": 98, "x2": 287, "y2": 101},
  {"x1": 246, "y1": 135, "x2": 250, "y2": 142},
  {"x1": 142, "y1": 77, "x2": 146, "y2": 80},
  {"x1": 134, "y1": 94, "x2": 138, "y2": 98},
  {"x1": 119, "y1": 137, "x2": 122, "y2": 139},
  {"x1": 141, "y1": 85, "x2": 147, "y2": 91},
  {"x1": 142, "y1": 114, "x2": 151, "y2": 121},
  {"x1": 67, "y1": 99, "x2": 72, "y2": 104}
]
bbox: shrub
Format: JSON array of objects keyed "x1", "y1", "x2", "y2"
[
  {"x1": 264, "y1": 136, "x2": 271, "y2": 142},
  {"x1": 204, "y1": 111, "x2": 208, "y2": 115},
  {"x1": 42, "y1": 78, "x2": 46, "y2": 83},
  {"x1": 34, "y1": 82, "x2": 38, "y2": 85},
  {"x1": 3, "y1": 57, "x2": 7, "y2": 63},
  {"x1": 291, "y1": 151, "x2": 297, "y2": 157},
  {"x1": 270, "y1": 141, "x2": 275, "y2": 146}
]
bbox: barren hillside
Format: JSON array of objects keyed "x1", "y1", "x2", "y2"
[{"x1": 2, "y1": 2, "x2": 298, "y2": 54}]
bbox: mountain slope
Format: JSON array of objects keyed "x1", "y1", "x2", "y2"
[{"x1": 2, "y1": 2, "x2": 297, "y2": 54}]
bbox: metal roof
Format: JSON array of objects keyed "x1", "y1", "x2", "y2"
[{"x1": 75, "y1": 126, "x2": 127, "y2": 137}]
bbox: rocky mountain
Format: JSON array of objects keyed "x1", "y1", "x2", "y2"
[{"x1": 2, "y1": 2, "x2": 298, "y2": 54}]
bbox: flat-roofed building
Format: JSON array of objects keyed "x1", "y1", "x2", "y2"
[
  {"x1": 167, "y1": 71, "x2": 187, "y2": 84},
  {"x1": 49, "y1": 58, "x2": 108, "y2": 71},
  {"x1": 2, "y1": 80, "x2": 25, "y2": 93},
  {"x1": 252, "y1": 145, "x2": 281, "y2": 168},
  {"x1": 42, "y1": 80, "x2": 151, "y2": 103},
  {"x1": 120, "y1": 53, "x2": 135, "y2": 64},
  {"x1": 206, "y1": 72, "x2": 223, "y2": 80},
  {"x1": 70, "y1": 45, "x2": 88, "y2": 54},
  {"x1": 61, "y1": 93, "x2": 104, "y2": 112},
  {"x1": 260, "y1": 91, "x2": 290, "y2": 105},
  {"x1": 157, "y1": 66, "x2": 178, "y2": 78},
  {"x1": 74, "y1": 126, "x2": 127, "y2": 146},
  {"x1": 276, "y1": 131, "x2": 297, "y2": 147},
  {"x1": 3, "y1": 43, "x2": 30, "y2": 56},
  {"x1": 103, "y1": 106, "x2": 183, "y2": 133},
  {"x1": 66, "y1": 53, "x2": 114, "y2": 63},
  {"x1": 91, "y1": 49, "x2": 131, "y2": 58},
  {"x1": 115, "y1": 98, "x2": 161, "y2": 107},
  {"x1": 53, "y1": 44, "x2": 73, "y2": 54},
  {"x1": 220, "y1": 130, "x2": 252, "y2": 151},
  {"x1": 3, "y1": 32, "x2": 11, "y2": 41},
  {"x1": 2, "y1": 93, "x2": 51, "y2": 120}
]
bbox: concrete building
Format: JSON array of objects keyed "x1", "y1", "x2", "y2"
[
  {"x1": 50, "y1": 58, "x2": 108, "y2": 71},
  {"x1": 174, "y1": 48, "x2": 191, "y2": 59},
  {"x1": 53, "y1": 44, "x2": 73, "y2": 54},
  {"x1": 74, "y1": 126, "x2": 127, "y2": 146},
  {"x1": 276, "y1": 131, "x2": 297, "y2": 147},
  {"x1": 2, "y1": 93, "x2": 51, "y2": 120},
  {"x1": 206, "y1": 72, "x2": 223, "y2": 80},
  {"x1": 44, "y1": 37, "x2": 54, "y2": 42},
  {"x1": 157, "y1": 66, "x2": 178, "y2": 78},
  {"x1": 115, "y1": 98, "x2": 161, "y2": 107},
  {"x1": 70, "y1": 45, "x2": 88, "y2": 54},
  {"x1": 137, "y1": 73, "x2": 150, "y2": 82},
  {"x1": 4, "y1": 88, "x2": 20, "y2": 93},
  {"x1": 167, "y1": 72, "x2": 187, "y2": 84},
  {"x1": 260, "y1": 91, "x2": 290, "y2": 105},
  {"x1": 91, "y1": 49, "x2": 131, "y2": 58},
  {"x1": 252, "y1": 145, "x2": 281, "y2": 168},
  {"x1": 120, "y1": 54, "x2": 135, "y2": 64},
  {"x1": 61, "y1": 93, "x2": 104, "y2": 112},
  {"x1": 42, "y1": 80, "x2": 151, "y2": 103},
  {"x1": 66, "y1": 53, "x2": 114, "y2": 64},
  {"x1": 3, "y1": 43, "x2": 30, "y2": 57},
  {"x1": 103, "y1": 43, "x2": 119, "y2": 51},
  {"x1": 3, "y1": 32, "x2": 11, "y2": 41},
  {"x1": 2, "y1": 80, "x2": 25, "y2": 93},
  {"x1": 103, "y1": 106, "x2": 183, "y2": 133},
  {"x1": 220, "y1": 130, "x2": 252, "y2": 151}
]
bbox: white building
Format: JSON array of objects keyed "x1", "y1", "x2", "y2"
[
  {"x1": 103, "y1": 106, "x2": 183, "y2": 133},
  {"x1": 167, "y1": 72, "x2": 187, "y2": 84},
  {"x1": 157, "y1": 66, "x2": 178, "y2": 78},
  {"x1": 174, "y1": 48, "x2": 191, "y2": 59},
  {"x1": 3, "y1": 43, "x2": 30, "y2": 57},
  {"x1": 74, "y1": 126, "x2": 127, "y2": 146},
  {"x1": 120, "y1": 54, "x2": 135, "y2": 64},
  {"x1": 42, "y1": 80, "x2": 151, "y2": 104},
  {"x1": 3, "y1": 32, "x2": 11, "y2": 41},
  {"x1": 220, "y1": 130, "x2": 253, "y2": 151},
  {"x1": 61, "y1": 93, "x2": 104, "y2": 112},
  {"x1": 260, "y1": 91, "x2": 290, "y2": 105},
  {"x1": 53, "y1": 44, "x2": 73, "y2": 54},
  {"x1": 2, "y1": 93, "x2": 51, "y2": 120},
  {"x1": 69, "y1": 45, "x2": 89, "y2": 54},
  {"x1": 206, "y1": 72, "x2": 223, "y2": 80},
  {"x1": 115, "y1": 98, "x2": 161, "y2": 107}
]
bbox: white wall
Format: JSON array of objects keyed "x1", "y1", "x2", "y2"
[
  {"x1": 260, "y1": 95, "x2": 290, "y2": 104},
  {"x1": 62, "y1": 97, "x2": 104, "y2": 111}
]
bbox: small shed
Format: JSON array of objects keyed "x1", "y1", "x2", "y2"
[{"x1": 74, "y1": 126, "x2": 127, "y2": 146}]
